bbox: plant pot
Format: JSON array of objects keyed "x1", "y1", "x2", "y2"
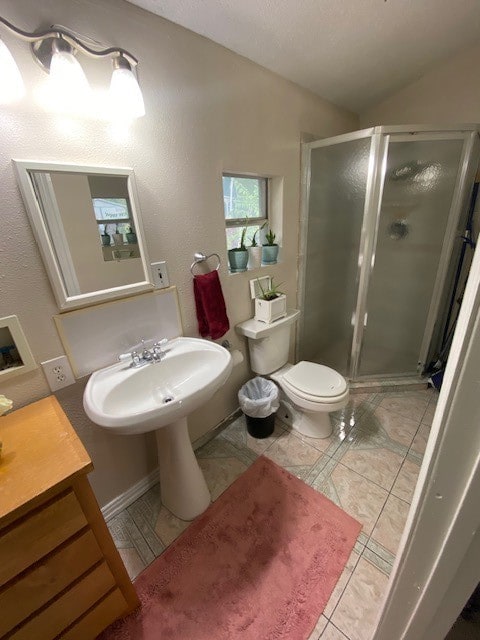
[
  {"x1": 254, "y1": 294, "x2": 287, "y2": 323},
  {"x1": 228, "y1": 248, "x2": 248, "y2": 272},
  {"x1": 113, "y1": 233, "x2": 124, "y2": 246},
  {"x1": 101, "y1": 235, "x2": 111, "y2": 246},
  {"x1": 247, "y1": 246, "x2": 262, "y2": 270},
  {"x1": 126, "y1": 232, "x2": 137, "y2": 244},
  {"x1": 262, "y1": 244, "x2": 279, "y2": 264}
]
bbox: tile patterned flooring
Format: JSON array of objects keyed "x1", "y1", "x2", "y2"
[{"x1": 107, "y1": 387, "x2": 437, "y2": 640}]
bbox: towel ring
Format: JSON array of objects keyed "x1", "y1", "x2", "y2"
[{"x1": 190, "y1": 252, "x2": 221, "y2": 276}]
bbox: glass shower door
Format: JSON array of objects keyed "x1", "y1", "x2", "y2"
[
  {"x1": 300, "y1": 133, "x2": 372, "y2": 376},
  {"x1": 357, "y1": 135, "x2": 466, "y2": 377}
]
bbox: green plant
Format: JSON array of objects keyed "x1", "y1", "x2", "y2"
[
  {"x1": 264, "y1": 226, "x2": 277, "y2": 246},
  {"x1": 257, "y1": 277, "x2": 284, "y2": 301},
  {"x1": 228, "y1": 225, "x2": 248, "y2": 251},
  {"x1": 238, "y1": 225, "x2": 248, "y2": 250},
  {"x1": 250, "y1": 221, "x2": 267, "y2": 247}
]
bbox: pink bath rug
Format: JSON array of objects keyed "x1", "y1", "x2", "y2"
[{"x1": 99, "y1": 455, "x2": 362, "y2": 640}]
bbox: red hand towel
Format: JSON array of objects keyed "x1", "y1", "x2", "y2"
[{"x1": 193, "y1": 270, "x2": 230, "y2": 340}]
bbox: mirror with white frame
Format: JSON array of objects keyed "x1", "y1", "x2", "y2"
[{"x1": 14, "y1": 161, "x2": 154, "y2": 310}]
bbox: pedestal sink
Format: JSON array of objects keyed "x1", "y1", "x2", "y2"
[{"x1": 83, "y1": 337, "x2": 233, "y2": 520}]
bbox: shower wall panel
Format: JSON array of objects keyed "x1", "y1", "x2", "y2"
[{"x1": 300, "y1": 137, "x2": 370, "y2": 375}]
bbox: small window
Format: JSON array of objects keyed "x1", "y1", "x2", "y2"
[{"x1": 222, "y1": 174, "x2": 268, "y2": 250}]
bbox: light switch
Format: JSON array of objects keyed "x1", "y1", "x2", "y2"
[{"x1": 151, "y1": 261, "x2": 170, "y2": 288}]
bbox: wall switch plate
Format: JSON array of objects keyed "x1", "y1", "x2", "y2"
[
  {"x1": 41, "y1": 355, "x2": 76, "y2": 392},
  {"x1": 151, "y1": 261, "x2": 170, "y2": 288},
  {"x1": 249, "y1": 275, "x2": 271, "y2": 300}
]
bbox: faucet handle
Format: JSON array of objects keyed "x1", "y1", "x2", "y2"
[
  {"x1": 152, "y1": 338, "x2": 168, "y2": 361},
  {"x1": 118, "y1": 350, "x2": 143, "y2": 367},
  {"x1": 131, "y1": 351, "x2": 142, "y2": 367}
]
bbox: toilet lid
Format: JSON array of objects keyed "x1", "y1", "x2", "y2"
[{"x1": 283, "y1": 361, "x2": 347, "y2": 398}]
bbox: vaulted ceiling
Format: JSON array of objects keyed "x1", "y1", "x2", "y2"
[{"x1": 126, "y1": 0, "x2": 480, "y2": 112}]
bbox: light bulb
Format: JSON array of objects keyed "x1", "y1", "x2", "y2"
[
  {"x1": 47, "y1": 39, "x2": 91, "y2": 114},
  {"x1": 0, "y1": 39, "x2": 25, "y2": 104},
  {"x1": 109, "y1": 57, "x2": 145, "y2": 120}
]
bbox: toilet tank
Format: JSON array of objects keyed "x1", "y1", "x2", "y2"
[
  {"x1": 236, "y1": 310, "x2": 301, "y2": 375},
  {"x1": 248, "y1": 326, "x2": 291, "y2": 374}
]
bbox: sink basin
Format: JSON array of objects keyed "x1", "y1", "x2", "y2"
[
  {"x1": 83, "y1": 337, "x2": 233, "y2": 520},
  {"x1": 84, "y1": 337, "x2": 232, "y2": 435}
]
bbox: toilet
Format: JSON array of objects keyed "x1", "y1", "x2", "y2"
[{"x1": 236, "y1": 309, "x2": 349, "y2": 438}]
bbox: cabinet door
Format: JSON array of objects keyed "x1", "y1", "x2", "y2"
[
  {"x1": 0, "y1": 491, "x2": 87, "y2": 588},
  {"x1": 9, "y1": 562, "x2": 116, "y2": 640},
  {"x1": 0, "y1": 530, "x2": 102, "y2": 636}
]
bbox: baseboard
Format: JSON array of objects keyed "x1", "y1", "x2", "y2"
[
  {"x1": 192, "y1": 407, "x2": 241, "y2": 450},
  {"x1": 101, "y1": 467, "x2": 159, "y2": 522}
]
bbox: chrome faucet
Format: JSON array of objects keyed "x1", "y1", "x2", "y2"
[
  {"x1": 118, "y1": 338, "x2": 169, "y2": 368},
  {"x1": 140, "y1": 338, "x2": 153, "y2": 362}
]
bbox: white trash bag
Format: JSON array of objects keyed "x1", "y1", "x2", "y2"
[{"x1": 238, "y1": 377, "x2": 280, "y2": 418}]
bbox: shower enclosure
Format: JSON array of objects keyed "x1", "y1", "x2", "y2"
[{"x1": 298, "y1": 125, "x2": 479, "y2": 382}]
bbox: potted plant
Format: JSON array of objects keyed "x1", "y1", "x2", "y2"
[
  {"x1": 254, "y1": 277, "x2": 287, "y2": 323},
  {"x1": 125, "y1": 225, "x2": 137, "y2": 244},
  {"x1": 228, "y1": 226, "x2": 249, "y2": 272},
  {"x1": 262, "y1": 226, "x2": 279, "y2": 264},
  {"x1": 112, "y1": 224, "x2": 124, "y2": 246},
  {"x1": 247, "y1": 221, "x2": 266, "y2": 270}
]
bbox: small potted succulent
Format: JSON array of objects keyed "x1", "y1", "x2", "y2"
[
  {"x1": 112, "y1": 224, "x2": 124, "y2": 246},
  {"x1": 262, "y1": 226, "x2": 279, "y2": 264},
  {"x1": 228, "y1": 226, "x2": 249, "y2": 272},
  {"x1": 125, "y1": 225, "x2": 137, "y2": 244},
  {"x1": 254, "y1": 277, "x2": 287, "y2": 323},
  {"x1": 247, "y1": 221, "x2": 266, "y2": 270}
]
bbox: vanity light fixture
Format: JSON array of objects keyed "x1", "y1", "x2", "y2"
[{"x1": 0, "y1": 16, "x2": 145, "y2": 119}]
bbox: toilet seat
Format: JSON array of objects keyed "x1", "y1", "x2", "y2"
[
  {"x1": 281, "y1": 377, "x2": 349, "y2": 412},
  {"x1": 271, "y1": 361, "x2": 349, "y2": 413},
  {"x1": 282, "y1": 361, "x2": 348, "y2": 401}
]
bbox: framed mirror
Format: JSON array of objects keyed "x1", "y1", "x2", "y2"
[{"x1": 14, "y1": 161, "x2": 154, "y2": 310}]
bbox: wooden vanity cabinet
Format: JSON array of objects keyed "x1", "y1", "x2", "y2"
[{"x1": 0, "y1": 396, "x2": 139, "y2": 639}]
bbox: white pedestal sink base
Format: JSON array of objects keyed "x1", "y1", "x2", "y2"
[{"x1": 155, "y1": 417, "x2": 211, "y2": 521}]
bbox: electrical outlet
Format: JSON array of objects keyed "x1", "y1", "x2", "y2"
[
  {"x1": 151, "y1": 261, "x2": 170, "y2": 288},
  {"x1": 41, "y1": 355, "x2": 75, "y2": 392}
]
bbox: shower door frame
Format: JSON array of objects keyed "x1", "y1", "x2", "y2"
[
  {"x1": 298, "y1": 124, "x2": 480, "y2": 382},
  {"x1": 298, "y1": 127, "x2": 376, "y2": 377}
]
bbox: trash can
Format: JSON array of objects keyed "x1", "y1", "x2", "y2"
[{"x1": 238, "y1": 377, "x2": 280, "y2": 439}]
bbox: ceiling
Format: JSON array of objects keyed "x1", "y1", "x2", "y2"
[{"x1": 126, "y1": 0, "x2": 480, "y2": 112}]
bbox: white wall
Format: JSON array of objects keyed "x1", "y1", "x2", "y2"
[
  {"x1": 0, "y1": 0, "x2": 357, "y2": 506},
  {"x1": 360, "y1": 41, "x2": 480, "y2": 126}
]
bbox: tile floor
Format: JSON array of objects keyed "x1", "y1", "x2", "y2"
[{"x1": 107, "y1": 387, "x2": 438, "y2": 640}]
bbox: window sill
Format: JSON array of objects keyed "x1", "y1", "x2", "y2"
[{"x1": 228, "y1": 262, "x2": 280, "y2": 275}]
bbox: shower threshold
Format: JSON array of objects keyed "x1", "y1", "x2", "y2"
[{"x1": 349, "y1": 376, "x2": 428, "y2": 394}]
